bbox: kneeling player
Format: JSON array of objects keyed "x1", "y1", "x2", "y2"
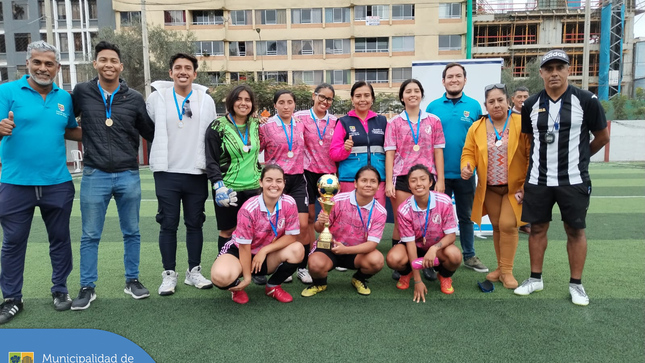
[
  {"x1": 211, "y1": 165, "x2": 304, "y2": 304},
  {"x1": 386, "y1": 164, "x2": 461, "y2": 302},
  {"x1": 302, "y1": 166, "x2": 386, "y2": 297}
]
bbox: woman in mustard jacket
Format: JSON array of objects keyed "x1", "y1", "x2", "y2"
[{"x1": 460, "y1": 84, "x2": 530, "y2": 289}]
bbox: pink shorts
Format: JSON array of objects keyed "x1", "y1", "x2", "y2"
[{"x1": 339, "y1": 181, "x2": 386, "y2": 208}]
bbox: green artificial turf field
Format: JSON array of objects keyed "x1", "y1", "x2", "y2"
[{"x1": 2, "y1": 162, "x2": 644, "y2": 362}]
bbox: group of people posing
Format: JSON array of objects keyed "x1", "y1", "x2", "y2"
[{"x1": 0, "y1": 40, "x2": 609, "y2": 324}]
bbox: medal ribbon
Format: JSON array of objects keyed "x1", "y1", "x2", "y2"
[
  {"x1": 277, "y1": 115, "x2": 294, "y2": 152},
  {"x1": 97, "y1": 82, "x2": 121, "y2": 121},
  {"x1": 309, "y1": 108, "x2": 330, "y2": 144},
  {"x1": 355, "y1": 193, "x2": 375, "y2": 239},
  {"x1": 404, "y1": 110, "x2": 422, "y2": 146},
  {"x1": 267, "y1": 199, "x2": 280, "y2": 238},
  {"x1": 173, "y1": 89, "x2": 193, "y2": 121},
  {"x1": 487, "y1": 110, "x2": 511, "y2": 141},
  {"x1": 414, "y1": 196, "x2": 431, "y2": 243},
  {"x1": 228, "y1": 113, "x2": 249, "y2": 146}
]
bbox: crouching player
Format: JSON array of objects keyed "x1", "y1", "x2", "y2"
[
  {"x1": 301, "y1": 166, "x2": 386, "y2": 297},
  {"x1": 386, "y1": 165, "x2": 461, "y2": 302},
  {"x1": 211, "y1": 165, "x2": 304, "y2": 304}
]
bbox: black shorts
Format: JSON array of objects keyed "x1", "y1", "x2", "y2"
[
  {"x1": 218, "y1": 241, "x2": 271, "y2": 275},
  {"x1": 312, "y1": 247, "x2": 358, "y2": 270},
  {"x1": 285, "y1": 173, "x2": 309, "y2": 213},
  {"x1": 304, "y1": 170, "x2": 326, "y2": 206},
  {"x1": 522, "y1": 181, "x2": 591, "y2": 230},
  {"x1": 213, "y1": 188, "x2": 261, "y2": 231},
  {"x1": 395, "y1": 175, "x2": 411, "y2": 193}
]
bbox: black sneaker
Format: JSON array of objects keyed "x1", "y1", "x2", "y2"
[
  {"x1": 252, "y1": 275, "x2": 267, "y2": 285},
  {"x1": 391, "y1": 270, "x2": 401, "y2": 281},
  {"x1": 71, "y1": 286, "x2": 96, "y2": 311},
  {"x1": 423, "y1": 268, "x2": 438, "y2": 281},
  {"x1": 0, "y1": 299, "x2": 23, "y2": 324},
  {"x1": 124, "y1": 279, "x2": 150, "y2": 299},
  {"x1": 52, "y1": 292, "x2": 72, "y2": 311}
]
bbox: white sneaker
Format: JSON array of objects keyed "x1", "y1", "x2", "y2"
[
  {"x1": 184, "y1": 266, "x2": 213, "y2": 289},
  {"x1": 284, "y1": 275, "x2": 293, "y2": 283},
  {"x1": 569, "y1": 284, "x2": 589, "y2": 306},
  {"x1": 335, "y1": 267, "x2": 348, "y2": 272},
  {"x1": 297, "y1": 268, "x2": 313, "y2": 284},
  {"x1": 158, "y1": 270, "x2": 178, "y2": 296},
  {"x1": 514, "y1": 278, "x2": 544, "y2": 296}
]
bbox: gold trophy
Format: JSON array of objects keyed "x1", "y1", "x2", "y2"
[{"x1": 316, "y1": 174, "x2": 340, "y2": 249}]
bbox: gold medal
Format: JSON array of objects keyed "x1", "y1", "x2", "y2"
[
  {"x1": 413, "y1": 144, "x2": 420, "y2": 152},
  {"x1": 287, "y1": 151, "x2": 294, "y2": 158},
  {"x1": 423, "y1": 237, "x2": 426, "y2": 245},
  {"x1": 105, "y1": 118, "x2": 113, "y2": 127}
]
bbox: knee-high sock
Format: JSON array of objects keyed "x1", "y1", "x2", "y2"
[
  {"x1": 267, "y1": 262, "x2": 299, "y2": 286},
  {"x1": 298, "y1": 244, "x2": 310, "y2": 269}
]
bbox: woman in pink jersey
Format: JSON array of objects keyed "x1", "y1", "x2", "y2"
[
  {"x1": 301, "y1": 165, "x2": 386, "y2": 297},
  {"x1": 386, "y1": 165, "x2": 461, "y2": 302},
  {"x1": 384, "y1": 79, "x2": 446, "y2": 281},
  {"x1": 210, "y1": 165, "x2": 304, "y2": 304},
  {"x1": 259, "y1": 90, "x2": 311, "y2": 284},
  {"x1": 293, "y1": 84, "x2": 338, "y2": 260}
]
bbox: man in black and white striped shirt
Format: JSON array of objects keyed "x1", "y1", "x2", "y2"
[{"x1": 514, "y1": 49, "x2": 609, "y2": 306}]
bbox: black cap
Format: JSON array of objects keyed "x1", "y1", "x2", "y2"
[{"x1": 540, "y1": 49, "x2": 570, "y2": 68}]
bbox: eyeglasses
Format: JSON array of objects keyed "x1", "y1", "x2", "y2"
[
  {"x1": 315, "y1": 93, "x2": 334, "y2": 104},
  {"x1": 183, "y1": 99, "x2": 193, "y2": 118},
  {"x1": 485, "y1": 83, "x2": 506, "y2": 92}
]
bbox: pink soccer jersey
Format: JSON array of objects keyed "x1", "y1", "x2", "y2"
[
  {"x1": 384, "y1": 111, "x2": 446, "y2": 177},
  {"x1": 324, "y1": 191, "x2": 387, "y2": 247},
  {"x1": 295, "y1": 109, "x2": 338, "y2": 174},
  {"x1": 397, "y1": 192, "x2": 457, "y2": 250},
  {"x1": 259, "y1": 115, "x2": 306, "y2": 174},
  {"x1": 232, "y1": 194, "x2": 300, "y2": 254}
]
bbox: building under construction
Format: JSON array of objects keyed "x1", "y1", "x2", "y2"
[{"x1": 471, "y1": 0, "x2": 642, "y2": 99}]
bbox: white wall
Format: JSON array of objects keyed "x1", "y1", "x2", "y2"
[{"x1": 591, "y1": 120, "x2": 645, "y2": 162}]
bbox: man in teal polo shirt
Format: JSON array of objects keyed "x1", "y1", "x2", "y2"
[
  {"x1": 426, "y1": 62, "x2": 488, "y2": 274},
  {"x1": 0, "y1": 41, "x2": 81, "y2": 324}
]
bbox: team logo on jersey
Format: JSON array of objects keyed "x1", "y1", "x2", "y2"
[
  {"x1": 278, "y1": 219, "x2": 285, "y2": 229},
  {"x1": 432, "y1": 214, "x2": 441, "y2": 224},
  {"x1": 425, "y1": 125, "x2": 432, "y2": 134},
  {"x1": 58, "y1": 103, "x2": 65, "y2": 112},
  {"x1": 463, "y1": 111, "x2": 470, "y2": 118}
]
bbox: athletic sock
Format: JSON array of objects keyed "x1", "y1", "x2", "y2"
[
  {"x1": 298, "y1": 244, "x2": 310, "y2": 269},
  {"x1": 312, "y1": 277, "x2": 327, "y2": 286},
  {"x1": 570, "y1": 278, "x2": 582, "y2": 285},
  {"x1": 353, "y1": 270, "x2": 373, "y2": 283},
  {"x1": 217, "y1": 279, "x2": 240, "y2": 290},
  {"x1": 437, "y1": 264, "x2": 455, "y2": 278},
  {"x1": 391, "y1": 238, "x2": 400, "y2": 247},
  {"x1": 530, "y1": 272, "x2": 542, "y2": 280},
  {"x1": 218, "y1": 236, "x2": 232, "y2": 250},
  {"x1": 399, "y1": 264, "x2": 413, "y2": 275},
  {"x1": 267, "y1": 262, "x2": 299, "y2": 286}
]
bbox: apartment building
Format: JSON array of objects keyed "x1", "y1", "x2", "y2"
[{"x1": 112, "y1": 0, "x2": 469, "y2": 96}]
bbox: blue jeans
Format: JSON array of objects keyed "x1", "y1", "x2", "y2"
[
  {"x1": 444, "y1": 178, "x2": 476, "y2": 260},
  {"x1": 79, "y1": 167, "x2": 141, "y2": 287}
]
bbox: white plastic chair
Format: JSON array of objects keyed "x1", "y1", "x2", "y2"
[{"x1": 71, "y1": 149, "x2": 83, "y2": 173}]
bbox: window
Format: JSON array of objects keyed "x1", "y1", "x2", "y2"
[
  {"x1": 325, "y1": 39, "x2": 350, "y2": 54},
  {"x1": 325, "y1": 8, "x2": 350, "y2": 23},
  {"x1": 392, "y1": 67, "x2": 412, "y2": 82},
  {"x1": 38, "y1": 0, "x2": 44, "y2": 19},
  {"x1": 229, "y1": 41, "x2": 253, "y2": 56},
  {"x1": 12, "y1": 1, "x2": 27, "y2": 20},
  {"x1": 230, "y1": 10, "x2": 251, "y2": 26},
  {"x1": 355, "y1": 37, "x2": 388, "y2": 53},
  {"x1": 58, "y1": 33, "x2": 68, "y2": 52},
  {"x1": 88, "y1": 0, "x2": 98, "y2": 20},
  {"x1": 292, "y1": 40, "x2": 323, "y2": 55},
  {"x1": 355, "y1": 68, "x2": 389, "y2": 83},
  {"x1": 61, "y1": 65, "x2": 70, "y2": 84},
  {"x1": 326, "y1": 69, "x2": 350, "y2": 85},
  {"x1": 256, "y1": 9, "x2": 286, "y2": 25},
  {"x1": 354, "y1": 5, "x2": 389, "y2": 21},
  {"x1": 121, "y1": 12, "x2": 141, "y2": 26},
  {"x1": 74, "y1": 33, "x2": 82, "y2": 52},
  {"x1": 439, "y1": 3, "x2": 461, "y2": 19},
  {"x1": 0, "y1": 35, "x2": 5, "y2": 53},
  {"x1": 230, "y1": 72, "x2": 254, "y2": 82},
  {"x1": 14, "y1": 33, "x2": 30, "y2": 52},
  {"x1": 206, "y1": 72, "x2": 225, "y2": 85},
  {"x1": 293, "y1": 70, "x2": 324, "y2": 85},
  {"x1": 438, "y1": 34, "x2": 462, "y2": 51},
  {"x1": 0, "y1": 3, "x2": 3, "y2": 21},
  {"x1": 0, "y1": 68, "x2": 8, "y2": 83},
  {"x1": 292, "y1": 8, "x2": 322, "y2": 24},
  {"x1": 264, "y1": 71, "x2": 288, "y2": 83},
  {"x1": 164, "y1": 10, "x2": 185, "y2": 26},
  {"x1": 392, "y1": 4, "x2": 415, "y2": 20},
  {"x1": 71, "y1": 2, "x2": 81, "y2": 20},
  {"x1": 257, "y1": 40, "x2": 287, "y2": 56},
  {"x1": 57, "y1": 2, "x2": 65, "y2": 20},
  {"x1": 195, "y1": 41, "x2": 224, "y2": 56},
  {"x1": 392, "y1": 36, "x2": 414, "y2": 52},
  {"x1": 192, "y1": 10, "x2": 224, "y2": 25}
]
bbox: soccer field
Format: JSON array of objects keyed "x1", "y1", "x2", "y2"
[{"x1": 2, "y1": 162, "x2": 644, "y2": 362}]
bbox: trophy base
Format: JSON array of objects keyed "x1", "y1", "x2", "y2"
[{"x1": 317, "y1": 240, "x2": 332, "y2": 249}]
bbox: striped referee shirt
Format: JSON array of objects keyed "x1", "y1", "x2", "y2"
[{"x1": 521, "y1": 85, "x2": 607, "y2": 186}]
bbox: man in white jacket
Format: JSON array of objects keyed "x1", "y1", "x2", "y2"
[{"x1": 146, "y1": 53, "x2": 216, "y2": 295}]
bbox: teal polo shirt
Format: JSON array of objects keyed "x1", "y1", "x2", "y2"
[
  {"x1": 0, "y1": 75, "x2": 77, "y2": 185},
  {"x1": 426, "y1": 93, "x2": 482, "y2": 179}
]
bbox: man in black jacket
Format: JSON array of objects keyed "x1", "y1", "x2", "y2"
[{"x1": 70, "y1": 41, "x2": 155, "y2": 310}]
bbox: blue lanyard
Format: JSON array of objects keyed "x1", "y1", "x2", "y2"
[
  {"x1": 487, "y1": 110, "x2": 511, "y2": 141},
  {"x1": 355, "y1": 194, "x2": 375, "y2": 237},
  {"x1": 173, "y1": 89, "x2": 193, "y2": 121},
  {"x1": 414, "y1": 196, "x2": 431, "y2": 241},
  {"x1": 267, "y1": 200, "x2": 280, "y2": 238},
  {"x1": 404, "y1": 110, "x2": 422, "y2": 145},
  {"x1": 97, "y1": 82, "x2": 121, "y2": 120},
  {"x1": 228, "y1": 113, "x2": 249, "y2": 145},
  {"x1": 309, "y1": 108, "x2": 330, "y2": 143},
  {"x1": 276, "y1": 115, "x2": 294, "y2": 152}
]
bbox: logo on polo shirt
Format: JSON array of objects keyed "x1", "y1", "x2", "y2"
[
  {"x1": 432, "y1": 214, "x2": 441, "y2": 224},
  {"x1": 58, "y1": 103, "x2": 65, "y2": 112},
  {"x1": 463, "y1": 111, "x2": 470, "y2": 118}
]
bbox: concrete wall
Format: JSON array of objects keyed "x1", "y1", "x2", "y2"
[{"x1": 591, "y1": 120, "x2": 645, "y2": 162}]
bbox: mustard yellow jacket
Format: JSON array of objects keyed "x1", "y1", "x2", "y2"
[{"x1": 460, "y1": 113, "x2": 531, "y2": 226}]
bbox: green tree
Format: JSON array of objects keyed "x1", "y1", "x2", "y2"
[{"x1": 501, "y1": 58, "x2": 544, "y2": 96}]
